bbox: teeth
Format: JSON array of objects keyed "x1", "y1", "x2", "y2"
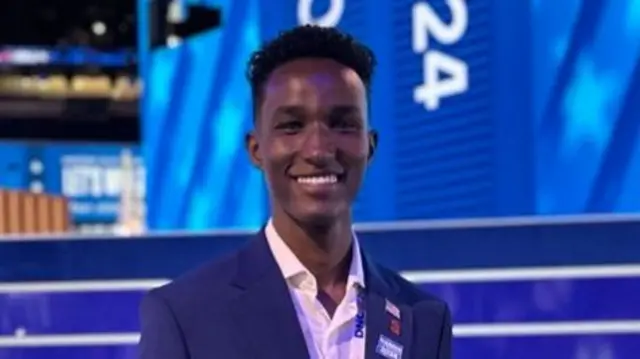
[{"x1": 296, "y1": 175, "x2": 338, "y2": 185}]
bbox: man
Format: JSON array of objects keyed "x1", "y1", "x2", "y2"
[{"x1": 139, "y1": 25, "x2": 452, "y2": 359}]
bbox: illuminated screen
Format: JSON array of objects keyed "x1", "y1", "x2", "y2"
[
  {"x1": 141, "y1": 0, "x2": 266, "y2": 230},
  {"x1": 532, "y1": 0, "x2": 640, "y2": 214},
  {"x1": 141, "y1": 0, "x2": 640, "y2": 230}
]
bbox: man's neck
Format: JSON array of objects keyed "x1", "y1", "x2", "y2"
[{"x1": 271, "y1": 212, "x2": 353, "y2": 290}]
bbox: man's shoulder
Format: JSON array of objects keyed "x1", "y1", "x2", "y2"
[
  {"x1": 138, "y1": 244, "x2": 257, "y2": 355},
  {"x1": 146, "y1": 248, "x2": 242, "y2": 310}
]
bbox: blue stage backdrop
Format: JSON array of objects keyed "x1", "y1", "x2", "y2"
[
  {"x1": 140, "y1": 0, "x2": 268, "y2": 231},
  {"x1": 1, "y1": 216, "x2": 640, "y2": 359},
  {"x1": 140, "y1": 0, "x2": 640, "y2": 231},
  {"x1": 532, "y1": 0, "x2": 640, "y2": 214}
]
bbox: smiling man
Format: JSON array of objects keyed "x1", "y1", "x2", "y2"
[{"x1": 139, "y1": 25, "x2": 452, "y2": 359}]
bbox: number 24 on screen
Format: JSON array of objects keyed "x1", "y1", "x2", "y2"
[{"x1": 412, "y1": 0, "x2": 469, "y2": 111}]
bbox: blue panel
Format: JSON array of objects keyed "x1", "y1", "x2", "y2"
[
  {"x1": 0, "y1": 291, "x2": 144, "y2": 335},
  {"x1": 456, "y1": 335, "x2": 640, "y2": 359},
  {"x1": 1, "y1": 219, "x2": 639, "y2": 281},
  {"x1": 0, "y1": 346, "x2": 136, "y2": 359},
  {"x1": 619, "y1": 142, "x2": 640, "y2": 211},
  {"x1": 0, "y1": 142, "x2": 29, "y2": 189},
  {"x1": 0, "y1": 141, "x2": 141, "y2": 224},
  {"x1": 142, "y1": 0, "x2": 267, "y2": 231},
  {"x1": 392, "y1": 0, "x2": 502, "y2": 219},
  {"x1": 421, "y1": 278, "x2": 640, "y2": 324},
  {"x1": 37, "y1": 144, "x2": 142, "y2": 224},
  {"x1": 534, "y1": 0, "x2": 640, "y2": 214}
]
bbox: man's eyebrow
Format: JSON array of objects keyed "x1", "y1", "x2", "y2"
[
  {"x1": 270, "y1": 105, "x2": 362, "y2": 120},
  {"x1": 329, "y1": 105, "x2": 361, "y2": 115},
  {"x1": 273, "y1": 105, "x2": 306, "y2": 116}
]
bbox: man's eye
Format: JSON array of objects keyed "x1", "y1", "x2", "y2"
[
  {"x1": 275, "y1": 121, "x2": 303, "y2": 132},
  {"x1": 331, "y1": 118, "x2": 359, "y2": 130}
]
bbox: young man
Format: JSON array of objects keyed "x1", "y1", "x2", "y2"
[{"x1": 139, "y1": 25, "x2": 452, "y2": 359}]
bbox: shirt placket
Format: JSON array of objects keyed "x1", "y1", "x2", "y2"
[
  {"x1": 298, "y1": 278, "x2": 331, "y2": 359},
  {"x1": 312, "y1": 294, "x2": 333, "y2": 358}
]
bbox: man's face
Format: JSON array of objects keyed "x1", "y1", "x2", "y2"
[{"x1": 247, "y1": 58, "x2": 375, "y2": 225}]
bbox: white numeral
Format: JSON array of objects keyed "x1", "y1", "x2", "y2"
[
  {"x1": 412, "y1": 0, "x2": 469, "y2": 111},
  {"x1": 414, "y1": 50, "x2": 468, "y2": 110},
  {"x1": 297, "y1": 0, "x2": 345, "y2": 27},
  {"x1": 412, "y1": 0, "x2": 468, "y2": 52}
]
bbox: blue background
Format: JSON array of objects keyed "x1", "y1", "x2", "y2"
[
  {"x1": 533, "y1": 0, "x2": 640, "y2": 214},
  {"x1": 140, "y1": 0, "x2": 640, "y2": 231},
  {"x1": 2, "y1": 0, "x2": 639, "y2": 229}
]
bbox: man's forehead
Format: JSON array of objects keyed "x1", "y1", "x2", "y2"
[
  {"x1": 264, "y1": 59, "x2": 364, "y2": 94},
  {"x1": 261, "y1": 64, "x2": 362, "y2": 109}
]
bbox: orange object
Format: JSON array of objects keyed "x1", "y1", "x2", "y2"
[{"x1": 0, "y1": 189, "x2": 70, "y2": 235}]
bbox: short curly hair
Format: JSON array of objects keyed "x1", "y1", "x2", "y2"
[{"x1": 246, "y1": 25, "x2": 377, "y2": 110}]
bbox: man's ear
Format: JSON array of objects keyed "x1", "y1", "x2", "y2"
[
  {"x1": 367, "y1": 130, "x2": 378, "y2": 162},
  {"x1": 245, "y1": 131, "x2": 262, "y2": 169}
]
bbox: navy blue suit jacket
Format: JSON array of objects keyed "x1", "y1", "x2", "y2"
[{"x1": 139, "y1": 230, "x2": 452, "y2": 359}]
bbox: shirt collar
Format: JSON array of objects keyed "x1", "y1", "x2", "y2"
[{"x1": 265, "y1": 219, "x2": 365, "y2": 291}]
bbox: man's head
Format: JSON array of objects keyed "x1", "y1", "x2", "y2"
[{"x1": 245, "y1": 25, "x2": 377, "y2": 227}]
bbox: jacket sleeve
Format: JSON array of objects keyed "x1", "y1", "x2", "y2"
[
  {"x1": 139, "y1": 291, "x2": 189, "y2": 359},
  {"x1": 437, "y1": 304, "x2": 453, "y2": 359}
]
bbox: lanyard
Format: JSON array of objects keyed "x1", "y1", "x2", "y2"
[{"x1": 354, "y1": 288, "x2": 366, "y2": 338}]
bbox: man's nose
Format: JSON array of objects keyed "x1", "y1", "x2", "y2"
[{"x1": 301, "y1": 122, "x2": 336, "y2": 164}]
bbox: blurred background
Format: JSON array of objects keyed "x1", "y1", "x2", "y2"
[{"x1": 0, "y1": 0, "x2": 639, "y2": 358}]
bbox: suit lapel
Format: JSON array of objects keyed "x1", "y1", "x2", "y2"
[
  {"x1": 364, "y1": 255, "x2": 414, "y2": 359},
  {"x1": 229, "y1": 231, "x2": 309, "y2": 359}
]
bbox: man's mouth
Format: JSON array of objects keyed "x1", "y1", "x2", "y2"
[
  {"x1": 295, "y1": 174, "x2": 339, "y2": 185},
  {"x1": 290, "y1": 173, "x2": 345, "y2": 198}
]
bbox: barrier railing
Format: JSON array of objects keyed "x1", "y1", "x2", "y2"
[{"x1": 0, "y1": 215, "x2": 639, "y2": 359}]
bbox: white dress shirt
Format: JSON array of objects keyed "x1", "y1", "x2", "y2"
[{"x1": 265, "y1": 220, "x2": 366, "y2": 359}]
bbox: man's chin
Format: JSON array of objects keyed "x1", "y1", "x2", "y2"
[{"x1": 290, "y1": 203, "x2": 349, "y2": 228}]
